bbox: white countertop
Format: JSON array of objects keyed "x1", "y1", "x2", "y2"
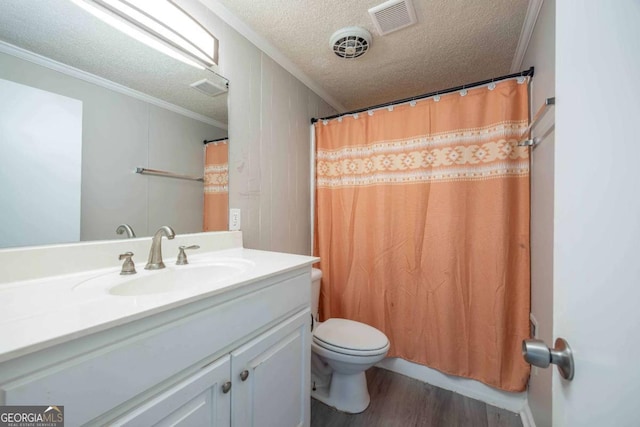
[{"x1": 0, "y1": 248, "x2": 318, "y2": 364}]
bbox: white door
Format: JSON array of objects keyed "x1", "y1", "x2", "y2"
[
  {"x1": 553, "y1": 1, "x2": 640, "y2": 425},
  {"x1": 0, "y1": 79, "x2": 82, "y2": 248},
  {"x1": 231, "y1": 310, "x2": 310, "y2": 427}
]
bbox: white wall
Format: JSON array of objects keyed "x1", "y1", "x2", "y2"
[
  {"x1": 521, "y1": 0, "x2": 555, "y2": 425},
  {"x1": 183, "y1": 0, "x2": 336, "y2": 255},
  {"x1": 0, "y1": 51, "x2": 227, "y2": 243}
]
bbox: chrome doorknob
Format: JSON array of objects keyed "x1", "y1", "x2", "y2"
[{"x1": 522, "y1": 337, "x2": 574, "y2": 381}]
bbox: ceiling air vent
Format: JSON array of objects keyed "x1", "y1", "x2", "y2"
[
  {"x1": 368, "y1": 0, "x2": 417, "y2": 36},
  {"x1": 190, "y1": 78, "x2": 228, "y2": 97}
]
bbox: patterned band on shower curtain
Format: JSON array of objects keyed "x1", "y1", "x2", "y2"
[
  {"x1": 314, "y1": 78, "x2": 531, "y2": 392},
  {"x1": 203, "y1": 140, "x2": 229, "y2": 231}
]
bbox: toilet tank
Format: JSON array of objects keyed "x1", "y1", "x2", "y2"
[{"x1": 311, "y1": 268, "x2": 322, "y2": 322}]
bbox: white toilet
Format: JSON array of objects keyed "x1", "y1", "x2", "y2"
[{"x1": 310, "y1": 268, "x2": 390, "y2": 413}]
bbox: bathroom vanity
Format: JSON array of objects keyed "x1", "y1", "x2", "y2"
[{"x1": 0, "y1": 231, "x2": 316, "y2": 426}]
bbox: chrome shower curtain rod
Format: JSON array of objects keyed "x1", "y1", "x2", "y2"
[{"x1": 310, "y1": 67, "x2": 535, "y2": 124}]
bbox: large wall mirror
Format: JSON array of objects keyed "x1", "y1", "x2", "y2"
[{"x1": 0, "y1": 0, "x2": 230, "y2": 249}]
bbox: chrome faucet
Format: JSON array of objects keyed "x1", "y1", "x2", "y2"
[
  {"x1": 116, "y1": 224, "x2": 136, "y2": 238},
  {"x1": 145, "y1": 226, "x2": 175, "y2": 270}
]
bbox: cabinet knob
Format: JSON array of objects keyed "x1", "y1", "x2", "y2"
[
  {"x1": 240, "y1": 370, "x2": 249, "y2": 381},
  {"x1": 222, "y1": 381, "x2": 232, "y2": 394}
]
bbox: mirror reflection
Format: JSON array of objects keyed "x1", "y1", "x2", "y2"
[{"x1": 0, "y1": 0, "x2": 230, "y2": 249}]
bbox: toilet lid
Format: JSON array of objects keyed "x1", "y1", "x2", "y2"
[{"x1": 313, "y1": 318, "x2": 389, "y2": 352}]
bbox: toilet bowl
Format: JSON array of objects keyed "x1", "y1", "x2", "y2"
[{"x1": 310, "y1": 268, "x2": 390, "y2": 413}]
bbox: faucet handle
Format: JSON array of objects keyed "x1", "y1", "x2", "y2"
[
  {"x1": 118, "y1": 252, "x2": 136, "y2": 275},
  {"x1": 176, "y1": 245, "x2": 200, "y2": 265}
]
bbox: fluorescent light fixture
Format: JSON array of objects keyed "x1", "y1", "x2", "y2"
[{"x1": 70, "y1": 0, "x2": 218, "y2": 70}]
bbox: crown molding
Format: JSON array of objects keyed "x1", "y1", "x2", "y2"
[
  {"x1": 511, "y1": 0, "x2": 545, "y2": 73},
  {"x1": 198, "y1": 0, "x2": 347, "y2": 113},
  {"x1": 0, "y1": 40, "x2": 227, "y2": 129}
]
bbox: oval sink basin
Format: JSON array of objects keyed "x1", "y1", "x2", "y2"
[{"x1": 74, "y1": 258, "x2": 254, "y2": 296}]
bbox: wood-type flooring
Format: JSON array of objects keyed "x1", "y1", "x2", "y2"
[{"x1": 311, "y1": 367, "x2": 523, "y2": 427}]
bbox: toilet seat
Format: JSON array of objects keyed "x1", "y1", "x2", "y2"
[{"x1": 313, "y1": 318, "x2": 389, "y2": 357}]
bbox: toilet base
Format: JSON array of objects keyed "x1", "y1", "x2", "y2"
[{"x1": 311, "y1": 371, "x2": 370, "y2": 414}]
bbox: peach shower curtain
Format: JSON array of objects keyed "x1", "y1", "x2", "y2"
[
  {"x1": 314, "y1": 79, "x2": 531, "y2": 391},
  {"x1": 203, "y1": 140, "x2": 229, "y2": 231}
]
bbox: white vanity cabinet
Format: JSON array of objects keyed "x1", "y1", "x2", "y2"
[
  {"x1": 0, "y1": 266, "x2": 312, "y2": 427},
  {"x1": 113, "y1": 310, "x2": 310, "y2": 427},
  {"x1": 113, "y1": 355, "x2": 232, "y2": 426},
  {"x1": 231, "y1": 310, "x2": 310, "y2": 427}
]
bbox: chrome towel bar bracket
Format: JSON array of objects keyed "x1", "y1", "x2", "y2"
[{"x1": 517, "y1": 97, "x2": 555, "y2": 148}]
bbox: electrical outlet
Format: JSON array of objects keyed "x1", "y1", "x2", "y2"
[{"x1": 229, "y1": 208, "x2": 241, "y2": 231}]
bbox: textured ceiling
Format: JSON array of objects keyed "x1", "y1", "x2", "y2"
[
  {"x1": 0, "y1": 0, "x2": 228, "y2": 126},
  {"x1": 0, "y1": 1, "x2": 529, "y2": 119},
  {"x1": 216, "y1": 0, "x2": 529, "y2": 111}
]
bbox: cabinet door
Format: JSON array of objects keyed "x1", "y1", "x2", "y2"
[
  {"x1": 231, "y1": 310, "x2": 311, "y2": 427},
  {"x1": 112, "y1": 355, "x2": 231, "y2": 427}
]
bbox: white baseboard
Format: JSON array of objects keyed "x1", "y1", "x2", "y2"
[
  {"x1": 520, "y1": 401, "x2": 536, "y2": 427},
  {"x1": 376, "y1": 358, "x2": 527, "y2": 413}
]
